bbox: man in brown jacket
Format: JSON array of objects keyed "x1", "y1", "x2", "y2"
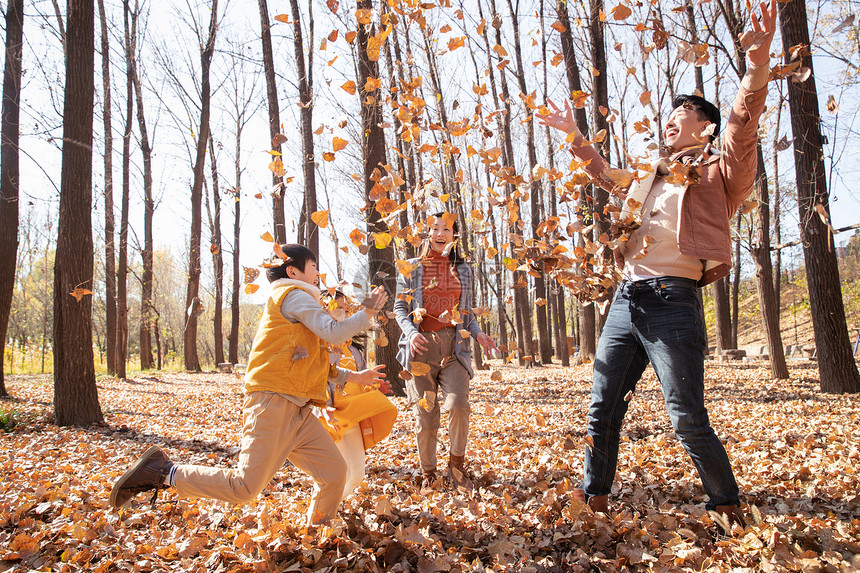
[{"x1": 539, "y1": 0, "x2": 777, "y2": 524}]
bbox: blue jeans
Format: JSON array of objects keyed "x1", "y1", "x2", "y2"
[{"x1": 582, "y1": 277, "x2": 739, "y2": 510}]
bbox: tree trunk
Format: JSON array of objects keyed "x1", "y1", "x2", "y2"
[
  {"x1": 257, "y1": 0, "x2": 287, "y2": 243},
  {"x1": 129, "y1": 4, "x2": 154, "y2": 370},
  {"x1": 96, "y1": 0, "x2": 117, "y2": 377},
  {"x1": 589, "y1": 0, "x2": 612, "y2": 335},
  {"x1": 54, "y1": 0, "x2": 103, "y2": 425},
  {"x1": 0, "y1": 0, "x2": 24, "y2": 396},
  {"x1": 184, "y1": 0, "x2": 218, "y2": 372},
  {"x1": 207, "y1": 133, "x2": 224, "y2": 365},
  {"x1": 556, "y1": 0, "x2": 595, "y2": 361},
  {"x1": 289, "y1": 0, "x2": 317, "y2": 255},
  {"x1": 117, "y1": 0, "x2": 134, "y2": 380},
  {"x1": 712, "y1": 277, "x2": 732, "y2": 353},
  {"x1": 505, "y1": 0, "x2": 551, "y2": 365},
  {"x1": 540, "y1": 0, "x2": 568, "y2": 366},
  {"x1": 752, "y1": 146, "x2": 788, "y2": 378},
  {"x1": 229, "y1": 128, "x2": 242, "y2": 365},
  {"x1": 356, "y1": 0, "x2": 401, "y2": 395},
  {"x1": 731, "y1": 213, "x2": 741, "y2": 348},
  {"x1": 489, "y1": 0, "x2": 533, "y2": 365},
  {"x1": 779, "y1": 0, "x2": 860, "y2": 393}
]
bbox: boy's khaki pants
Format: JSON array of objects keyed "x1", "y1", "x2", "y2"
[{"x1": 173, "y1": 391, "x2": 347, "y2": 524}]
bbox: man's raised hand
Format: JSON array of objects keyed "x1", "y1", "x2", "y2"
[{"x1": 741, "y1": 0, "x2": 777, "y2": 68}]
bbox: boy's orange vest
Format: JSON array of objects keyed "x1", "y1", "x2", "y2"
[{"x1": 244, "y1": 282, "x2": 333, "y2": 402}]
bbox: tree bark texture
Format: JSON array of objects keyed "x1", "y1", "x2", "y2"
[
  {"x1": 289, "y1": 0, "x2": 318, "y2": 255},
  {"x1": 506, "y1": 0, "x2": 551, "y2": 365},
  {"x1": 779, "y1": 0, "x2": 860, "y2": 393},
  {"x1": 257, "y1": 0, "x2": 287, "y2": 243},
  {"x1": 129, "y1": 12, "x2": 154, "y2": 370},
  {"x1": 96, "y1": 0, "x2": 117, "y2": 376},
  {"x1": 207, "y1": 134, "x2": 224, "y2": 365},
  {"x1": 53, "y1": 0, "x2": 103, "y2": 425},
  {"x1": 118, "y1": 0, "x2": 134, "y2": 380},
  {"x1": 184, "y1": 0, "x2": 218, "y2": 372},
  {"x1": 555, "y1": 0, "x2": 595, "y2": 361},
  {"x1": 356, "y1": 0, "x2": 401, "y2": 395},
  {"x1": 752, "y1": 146, "x2": 788, "y2": 379},
  {"x1": 0, "y1": 0, "x2": 24, "y2": 396}
]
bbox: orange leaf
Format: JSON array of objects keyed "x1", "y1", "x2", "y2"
[
  {"x1": 70, "y1": 288, "x2": 92, "y2": 302},
  {"x1": 326, "y1": 0, "x2": 338, "y2": 14},
  {"x1": 611, "y1": 4, "x2": 632, "y2": 20},
  {"x1": 311, "y1": 210, "x2": 330, "y2": 228},
  {"x1": 261, "y1": 231, "x2": 274, "y2": 242},
  {"x1": 355, "y1": 8, "x2": 372, "y2": 25},
  {"x1": 244, "y1": 284, "x2": 260, "y2": 295},
  {"x1": 341, "y1": 80, "x2": 357, "y2": 95},
  {"x1": 323, "y1": 151, "x2": 336, "y2": 161},
  {"x1": 268, "y1": 160, "x2": 285, "y2": 177},
  {"x1": 448, "y1": 36, "x2": 465, "y2": 51},
  {"x1": 332, "y1": 136, "x2": 348, "y2": 151},
  {"x1": 364, "y1": 76, "x2": 382, "y2": 91},
  {"x1": 274, "y1": 13, "x2": 291, "y2": 24}
]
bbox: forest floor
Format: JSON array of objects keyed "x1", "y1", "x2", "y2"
[{"x1": 1, "y1": 361, "x2": 859, "y2": 572}]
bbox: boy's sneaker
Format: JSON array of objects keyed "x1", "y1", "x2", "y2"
[{"x1": 109, "y1": 446, "x2": 174, "y2": 508}]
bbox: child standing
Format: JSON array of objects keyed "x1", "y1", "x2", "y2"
[
  {"x1": 318, "y1": 290, "x2": 398, "y2": 501},
  {"x1": 109, "y1": 244, "x2": 388, "y2": 525}
]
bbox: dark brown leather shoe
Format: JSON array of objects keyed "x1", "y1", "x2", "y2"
[
  {"x1": 572, "y1": 488, "x2": 609, "y2": 513},
  {"x1": 110, "y1": 446, "x2": 174, "y2": 508},
  {"x1": 712, "y1": 504, "x2": 746, "y2": 533}
]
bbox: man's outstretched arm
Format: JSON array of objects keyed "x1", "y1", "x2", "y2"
[{"x1": 721, "y1": 0, "x2": 778, "y2": 209}]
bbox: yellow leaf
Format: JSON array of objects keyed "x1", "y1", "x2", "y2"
[
  {"x1": 261, "y1": 231, "x2": 274, "y2": 242},
  {"x1": 244, "y1": 284, "x2": 259, "y2": 295},
  {"x1": 274, "y1": 13, "x2": 291, "y2": 24},
  {"x1": 373, "y1": 232, "x2": 393, "y2": 249},
  {"x1": 323, "y1": 151, "x2": 336, "y2": 161},
  {"x1": 311, "y1": 210, "x2": 330, "y2": 228}
]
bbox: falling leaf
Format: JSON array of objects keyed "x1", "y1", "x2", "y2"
[
  {"x1": 611, "y1": 3, "x2": 632, "y2": 20},
  {"x1": 272, "y1": 133, "x2": 288, "y2": 147},
  {"x1": 292, "y1": 346, "x2": 310, "y2": 361},
  {"x1": 244, "y1": 284, "x2": 259, "y2": 295},
  {"x1": 268, "y1": 160, "x2": 285, "y2": 177},
  {"x1": 332, "y1": 136, "x2": 348, "y2": 151},
  {"x1": 776, "y1": 134, "x2": 791, "y2": 151},
  {"x1": 410, "y1": 362, "x2": 431, "y2": 377},
  {"x1": 826, "y1": 95, "x2": 838, "y2": 113},
  {"x1": 741, "y1": 199, "x2": 759, "y2": 214},
  {"x1": 551, "y1": 20, "x2": 566, "y2": 33},
  {"x1": 261, "y1": 231, "x2": 274, "y2": 242},
  {"x1": 831, "y1": 14, "x2": 855, "y2": 34},
  {"x1": 311, "y1": 210, "x2": 330, "y2": 228},
  {"x1": 418, "y1": 389, "x2": 436, "y2": 410},
  {"x1": 341, "y1": 80, "x2": 357, "y2": 95},
  {"x1": 273, "y1": 14, "x2": 291, "y2": 24},
  {"x1": 323, "y1": 151, "x2": 336, "y2": 161},
  {"x1": 69, "y1": 288, "x2": 92, "y2": 302},
  {"x1": 639, "y1": 90, "x2": 651, "y2": 106}
]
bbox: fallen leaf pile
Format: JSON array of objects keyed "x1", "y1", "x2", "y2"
[{"x1": 1, "y1": 362, "x2": 859, "y2": 572}]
